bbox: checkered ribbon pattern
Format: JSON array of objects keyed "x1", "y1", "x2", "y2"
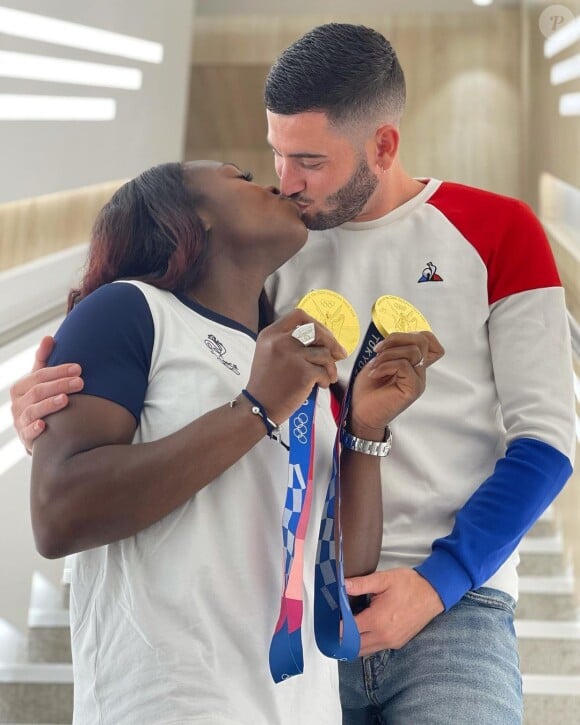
[
  {"x1": 269, "y1": 391, "x2": 318, "y2": 682},
  {"x1": 269, "y1": 322, "x2": 384, "y2": 683}
]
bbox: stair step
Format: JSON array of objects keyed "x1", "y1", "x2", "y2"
[
  {"x1": 0, "y1": 683, "x2": 73, "y2": 724},
  {"x1": 518, "y1": 553, "x2": 570, "y2": 577},
  {"x1": 0, "y1": 622, "x2": 26, "y2": 665},
  {"x1": 519, "y1": 576, "x2": 575, "y2": 594},
  {"x1": 523, "y1": 694, "x2": 580, "y2": 724},
  {"x1": 516, "y1": 575, "x2": 579, "y2": 620},
  {"x1": 519, "y1": 535, "x2": 563, "y2": 554},
  {"x1": 516, "y1": 593, "x2": 579, "y2": 620},
  {"x1": 25, "y1": 574, "x2": 72, "y2": 665},
  {"x1": 516, "y1": 620, "x2": 580, "y2": 639},
  {"x1": 519, "y1": 639, "x2": 580, "y2": 675},
  {"x1": 26, "y1": 629, "x2": 71, "y2": 666},
  {"x1": 516, "y1": 620, "x2": 580, "y2": 675},
  {"x1": 0, "y1": 664, "x2": 72, "y2": 724},
  {"x1": 523, "y1": 675, "x2": 580, "y2": 724},
  {"x1": 527, "y1": 519, "x2": 558, "y2": 538}
]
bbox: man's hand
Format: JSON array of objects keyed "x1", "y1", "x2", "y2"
[
  {"x1": 351, "y1": 331, "x2": 444, "y2": 434},
  {"x1": 346, "y1": 568, "x2": 445, "y2": 656},
  {"x1": 9, "y1": 336, "x2": 83, "y2": 453}
]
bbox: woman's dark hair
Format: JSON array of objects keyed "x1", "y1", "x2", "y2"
[
  {"x1": 68, "y1": 162, "x2": 208, "y2": 311},
  {"x1": 264, "y1": 23, "x2": 406, "y2": 129}
]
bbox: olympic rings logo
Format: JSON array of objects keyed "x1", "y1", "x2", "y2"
[{"x1": 292, "y1": 412, "x2": 310, "y2": 444}]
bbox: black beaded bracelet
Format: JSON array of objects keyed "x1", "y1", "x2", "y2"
[{"x1": 240, "y1": 389, "x2": 280, "y2": 439}]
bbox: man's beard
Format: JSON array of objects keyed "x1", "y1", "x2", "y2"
[{"x1": 303, "y1": 157, "x2": 379, "y2": 231}]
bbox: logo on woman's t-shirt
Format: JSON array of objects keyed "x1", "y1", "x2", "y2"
[{"x1": 204, "y1": 334, "x2": 240, "y2": 375}]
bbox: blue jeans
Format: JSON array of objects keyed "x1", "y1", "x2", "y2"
[{"x1": 339, "y1": 587, "x2": 522, "y2": 725}]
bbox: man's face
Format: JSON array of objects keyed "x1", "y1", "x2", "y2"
[{"x1": 266, "y1": 110, "x2": 378, "y2": 230}]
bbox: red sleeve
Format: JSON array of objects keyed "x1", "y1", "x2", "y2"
[{"x1": 428, "y1": 182, "x2": 562, "y2": 305}]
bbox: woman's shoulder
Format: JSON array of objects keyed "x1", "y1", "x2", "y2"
[
  {"x1": 54, "y1": 282, "x2": 155, "y2": 355},
  {"x1": 73, "y1": 280, "x2": 151, "y2": 312}
]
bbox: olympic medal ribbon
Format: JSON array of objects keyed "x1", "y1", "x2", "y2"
[
  {"x1": 269, "y1": 391, "x2": 317, "y2": 683},
  {"x1": 313, "y1": 322, "x2": 381, "y2": 661},
  {"x1": 269, "y1": 290, "x2": 361, "y2": 683},
  {"x1": 296, "y1": 289, "x2": 364, "y2": 663},
  {"x1": 314, "y1": 295, "x2": 431, "y2": 661}
]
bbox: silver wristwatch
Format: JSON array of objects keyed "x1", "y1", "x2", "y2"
[{"x1": 340, "y1": 426, "x2": 392, "y2": 457}]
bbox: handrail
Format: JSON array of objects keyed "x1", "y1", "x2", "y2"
[
  {"x1": 0, "y1": 244, "x2": 87, "y2": 347},
  {"x1": 569, "y1": 311, "x2": 580, "y2": 360}
]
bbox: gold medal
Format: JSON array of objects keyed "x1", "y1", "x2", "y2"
[
  {"x1": 297, "y1": 289, "x2": 360, "y2": 356},
  {"x1": 372, "y1": 295, "x2": 431, "y2": 336}
]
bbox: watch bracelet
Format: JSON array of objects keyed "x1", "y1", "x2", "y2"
[{"x1": 340, "y1": 426, "x2": 392, "y2": 457}]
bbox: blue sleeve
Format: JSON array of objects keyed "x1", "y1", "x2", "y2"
[
  {"x1": 415, "y1": 437, "x2": 573, "y2": 610},
  {"x1": 48, "y1": 282, "x2": 154, "y2": 424}
]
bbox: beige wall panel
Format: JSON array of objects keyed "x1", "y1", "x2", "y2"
[
  {"x1": 189, "y1": 10, "x2": 522, "y2": 197},
  {"x1": 524, "y1": 0, "x2": 580, "y2": 603},
  {"x1": 0, "y1": 181, "x2": 124, "y2": 272},
  {"x1": 396, "y1": 12, "x2": 521, "y2": 195},
  {"x1": 525, "y1": 0, "x2": 580, "y2": 208},
  {"x1": 192, "y1": 11, "x2": 516, "y2": 65},
  {"x1": 186, "y1": 66, "x2": 269, "y2": 151}
]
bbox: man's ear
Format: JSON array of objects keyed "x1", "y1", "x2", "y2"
[{"x1": 373, "y1": 124, "x2": 400, "y2": 173}]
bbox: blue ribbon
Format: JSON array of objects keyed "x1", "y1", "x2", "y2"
[
  {"x1": 269, "y1": 320, "x2": 385, "y2": 682},
  {"x1": 314, "y1": 321, "x2": 383, "y2": 661}
]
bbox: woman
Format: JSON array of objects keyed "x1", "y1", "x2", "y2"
[{"x1": 29, "y1": 160, "x2": 441, "y2": 724}]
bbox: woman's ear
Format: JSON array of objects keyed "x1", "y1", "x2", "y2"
[{"x1": 194, "y1": 206, "x2": 212, "y2": 233}]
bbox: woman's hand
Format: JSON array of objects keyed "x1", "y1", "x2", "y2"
[
  {"x1": 246, "y1": 309, "x2": 348, "y2": 426},
  {"x1": 350, "y1": 331, "x2": 444, "y2": 438}
]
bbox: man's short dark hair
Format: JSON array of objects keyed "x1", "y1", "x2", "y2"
[{"x1": 264, "y1": 23, "x2": 406, "y2": 130}]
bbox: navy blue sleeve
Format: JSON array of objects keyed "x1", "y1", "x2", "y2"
[
  {"x1": 48, "y1": 282, "x2": 154, "y2": 424},
  {"x1": 415, "y1": 437, "x2": 573, "y2": 610}
]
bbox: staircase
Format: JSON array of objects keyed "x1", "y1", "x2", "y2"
[
  {"x1": 519, "y1": 507, "x2": 580, "y2": 724},
  {"x1": 0, "y1": 321, "x2": 578, "y2": 723},
  {"x1": 0, "y1": 319, "x2": 73, "y2": 725},
  {"x1": 0, "y1": 507, "x2": 578, "y2": 723},
  {"x1": 0, "y1": 571, "x2": 72, "y2": 724}
]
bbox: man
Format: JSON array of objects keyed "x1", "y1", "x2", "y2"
[{"x1": 11, "y1": 23, "x2": 576, "y2": 725}]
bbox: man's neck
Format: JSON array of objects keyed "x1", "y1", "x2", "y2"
[{"x1": 354, "y1": 162, "x2": 426, "y2": 223}]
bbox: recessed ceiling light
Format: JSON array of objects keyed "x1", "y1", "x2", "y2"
[
  {"x1": 0, "y1": 95, "x2": 116, "y2": 121},
  {"x1": 559, "y1": 92, "x2": 580, "y2": 116},
  {"x1": 545, "y1": 16, "x2": 580, "y2": 58},
  {"x1": 472, "y1": 0, "x2": 494, "y2": 6},
  {"x1": 0, "y1": 6, "x2": 163, "y2": 63},
  {"x1": 550, "y1": 54, "x2": 580, "y2": 85},
  {"x1": 0, "y1": 51, "x2": 142, "y2": 90}
]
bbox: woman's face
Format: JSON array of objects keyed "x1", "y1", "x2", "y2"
[{"x1": 184, "y1": 161, "x2": 308, "y2": 270}]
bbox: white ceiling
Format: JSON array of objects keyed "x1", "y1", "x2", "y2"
[{"x1": 196, "y1": 0, "x2": 521, "y2": 16}]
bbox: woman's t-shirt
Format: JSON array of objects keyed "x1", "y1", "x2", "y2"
[{"x1": 50, "y1": 280, "x2": 340, "y2": 725}]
